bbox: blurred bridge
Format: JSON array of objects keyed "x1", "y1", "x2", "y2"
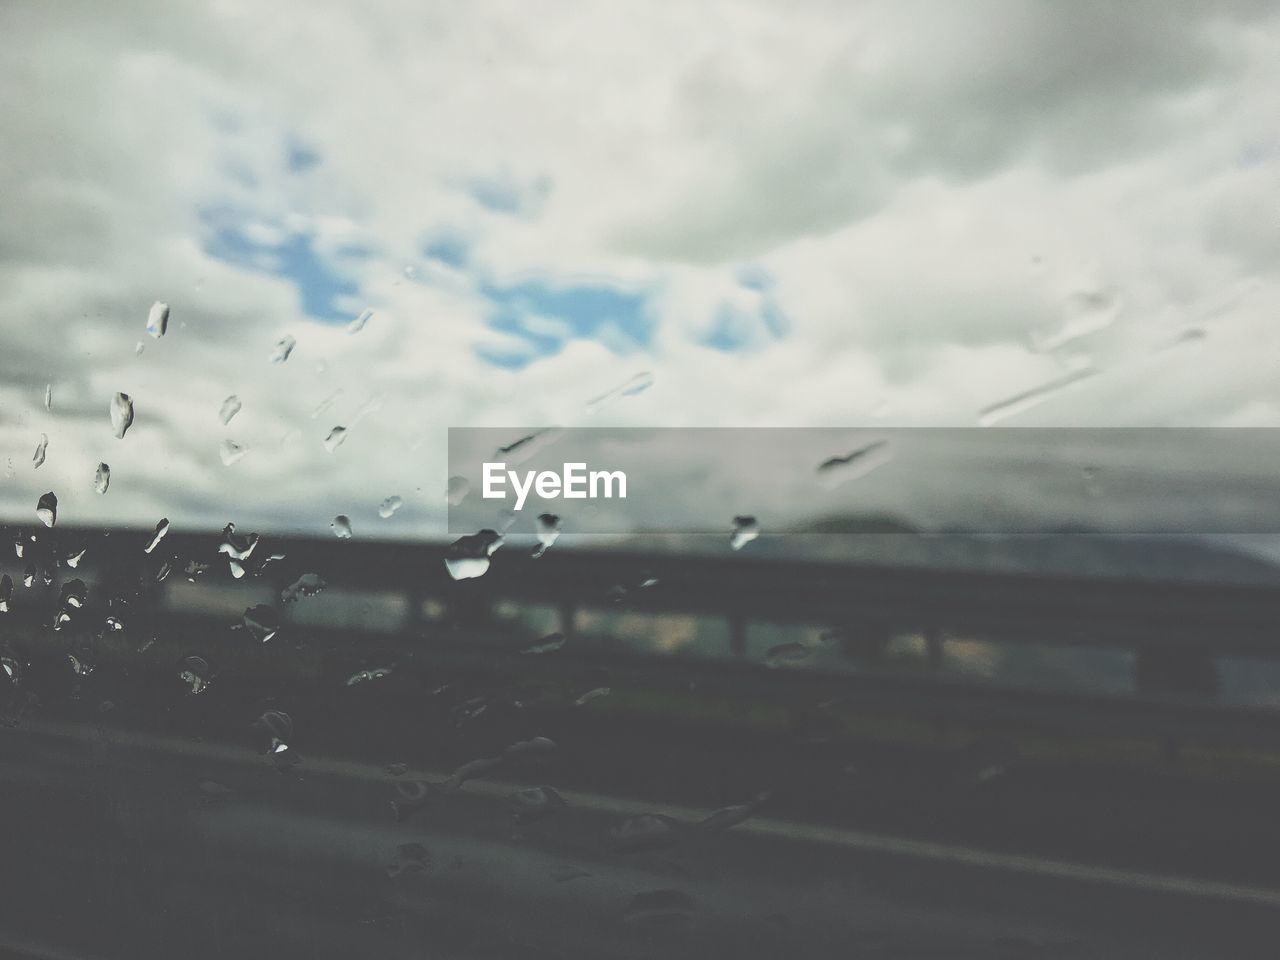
[{"x1": 3, "y1": 525, "x2": 1280, "y2": 958}]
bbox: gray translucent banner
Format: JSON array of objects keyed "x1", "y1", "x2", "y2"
[{"x1": 447, "y1": 427, "x2": 1280, "y2": 536}]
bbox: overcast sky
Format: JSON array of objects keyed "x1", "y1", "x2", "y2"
[{"x1": 1, "y1": 0, "x2": 1278, "y2": 543}]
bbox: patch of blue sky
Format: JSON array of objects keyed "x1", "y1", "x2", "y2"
[
  {"x1": 473, "y1": 275, "x2": 655, "y2": 368},
  {"x1": 700, "y1": 269, "x2": 788, "y2": 351},
  {"x1": 199, "y1": 205, "x2": 368, "y2": 324}
]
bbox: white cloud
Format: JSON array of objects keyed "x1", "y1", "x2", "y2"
[{"x1": 1, "y1": 0, "x2": 1279, "y2": 545}]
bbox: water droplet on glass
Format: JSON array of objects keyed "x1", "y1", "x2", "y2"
[
  {"x1": 446, "y1": 476, "x2": 471, "y2": 506},
  {"x1": 65, "y1": 547, "x2": 86, "y2": 568},
  {"x1": 310, "y1": 388, "x2": 343, "y2": 418},
  {"x1": 281, "y1": 573, "x2": 326, "y2": 603},
  {"x1": 219, "y1": 395, "x2": 242, "y2": 425},
  {"x1": 730, "y1": 515, "x2": 759, "y2": 551},
  {"x1": 110, "y1": 393, "x2": 135, "y2": 439},
  {"x1": 696, "y1": 792, "x2": 770, "y2": 831},
  {"x1": 763, "y1": 642, "x2": 813, "y2": 668},
  {"x1": 219, "y1": 523, "x2": 259, "y2": 561},
  {"x1": 179, "y1": 655, "x2": 210, "y2": 694},
  {"x1": 533, "y1": 513, "x2": 561, "y2": 558},
  {"x1": 573, "y1": 686, "x2": 610, "y2": 706},
  {"x1": 347, "y1": 308, "x2": 373, "y2": 334},
  {"x1": 521, "y1": 632, "x2": 565, "y2": 655},
  {"x1": 59, "y1": 579, "x2": 86, "y2": 611},
  {"x1": 1030, "y1": 289, "x2": 1121, "y2": 353},
  {"x1": 43, "y1": 383, "x2": 52, "y2": 411},
  {"x1": 586, "y1": 371, "x2": 655, "y2": 414},
  {"x1": 611, "y1": 813, "x2": 682, "y2": 852},
  {"x1": 219, "y1": 439, "x2": 247, "y2": 466},
  {"x1": 270, "y1": 335, "x2": 296, "y2": 364},
  {"x1": 41, "y1": 568, "x2": 53, "y2": 587},
  {"x1": 509, "y1": 785, "x2": 567, "y2": 823},
  {"x1": 31, "y1": 433, "x2": 49, "y2": 469},
  {"x1": 0, "y1": 575, "x2": 12, "y2": 613},
  {"x1": 135, "y1": 341, "x2": 145, "y2": 356},
  {"x1": 93, "y1": 462, "x2": 110, "y2": 494},
  {"x1": 494, "y1": 427, "x2": 563, "y2": 465},
  {"x1": 36, "y1": 492, "x2": 57, "y2": 527},
  {"x1": 390, "y1": 779, "x2": 442, "y2": 821},
  {"x1": 977, "y1": 366, "x2": 1097, "y2": 427},
  {"x1": 331, "y1": 515, "x2": 352, "y2": 539},
  {"x1": 22, "y1": 565, "x2": 36, "y2": 588},
  {"x1": 243, "y1": 605, "x2": 279, "y2": 643},
  {"x1": 323, "y1": 426, "x2": 347, "y2": 452},
  {"x1": 444, "y1": 529, "x2": 502, "y2": 580},
  {"x1": 816, "y1": 439, "x2": 892, "y2": 489},
  {"x1": 143, "y1": 518, "x2": 170, "y2": 554},
  {"x1": 146, "y1": 301, "x2": 170, "y2": 339},
  {"x1": 67, "y1": 652, "x2": 94, "y2": 675},
  {"x1": 378, "y1": 495, "x2": 403, "y2": 519},
  {"x1": 253, "y1": 709, "x2": 293, "y2": 758},
  {"x1": 345, "y1": 666, "x2": 392, "y2": 686},
  {"x1": 104, "y1": 616, "x2": 124, "y2": 633}
]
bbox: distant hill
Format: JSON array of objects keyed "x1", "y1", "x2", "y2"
[{"x1": 622, "y1": 515, "x2": 1280, "y2": 585}]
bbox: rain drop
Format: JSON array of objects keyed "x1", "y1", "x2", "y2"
[
  {"x1": 146, "y1": 301, "x2": 170, "y2": 338},
  {"x1": 178, "y1": 656, "x2": 210, "y2": 695},
  {"x1": 520, "y1": 632, "x2": 565, "y2": 655},
  {"x1": 22, "y1": 565, "x2": 36, "y2": 588},
  {"x1": 331, "y1": 515, "x2": 352, "y2": 539},
  {"x1": 345, "y1": 666, "x2": 392, "y2": 686},
  {"x1": 378, "y1": 495, "x2": 403, "y2": 519},
  {"x1": 32, "y1": 434, "x2": 48, "y2": 468},
  {"x1": 816, "y1": 439, "x2": 892, "y2": 489},
  {"x1": 36, "y1": 492, "x2": 57, "y2": 528},
  {"x1": 533, "y1": 513, "x2": 560, "y2": 558},
  {"x1": 243, "y1": 605, "x2": 279, "y2": 643},
  {"x1": 43, "y1": 383, "x2": 51, "y2": 411},
  {"x1": 219, "y1": 439, "x2": 247, "y2": 466},
  {"x1": 574, "y1": 686, "x2": 610, "y2": 706},
  {"x1": 611, "y1": 814, "x2": 682, "y2": 853},
  {"x1": 65, "y1": 547, "x2": 86, "y2": 568},
  {"x1": 219, "y1": 395, "x2": 242, "y2": 425},
  {"x1": 1030, "y1": 289, "x2": 1121, "y2": 353},
  {"x1": 347, "y1": 308, "x2": 373, "y2": 334},
  {"x1": 143, "y1": 518, "x2": 170, "y2": 554},
  {"x1": 253, "y1": 709, "x2": 293, "y2": 756},
  {"x1": 509, "y1": 785, "x2": 567, "y2": 823},
  {"x1": 110, "y1": 393, "x2": 135, "y2": 439},
  {"x1": 0, "y1": 574, "x2": 12, "y2": 613},
  {"x1": 310, "y1": 388, "x2": 342, "y2": 418},
  {"x1": 280, "y1": 573, "x2": 326, "y2": 603},
  {"x1": 444, "y1": 529, "x2": 502, "y2": 580},
  {"x1": 94, "y1": 462, "x2": 110, "y2": 494},
  {"x1": 763, "y1": 642, "x2": 813, "y2": 668},
  {"x1": 586, "y1": 371, "x2": 654, "y2": 414},
  {"x1": 323, "y1": 426, "x2": 347, "y2": 452},
  {"x1": 730, "y1": 516, "x2": 759, "y2": 551},
  {"x1": 978, "y1": 366, "x2": 1097, "y2": 427},
  {"x1": 270, "y1": 335, "x2": 296, "y2": 364}
]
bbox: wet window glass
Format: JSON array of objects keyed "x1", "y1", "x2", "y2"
[{"x1": 3, "y1": 3, "x2": 1280, "y2": 958}]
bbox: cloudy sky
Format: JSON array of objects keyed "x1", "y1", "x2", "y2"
[{"x1": 1, "y1": 0, "x2": 1278, "y2": 543}]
